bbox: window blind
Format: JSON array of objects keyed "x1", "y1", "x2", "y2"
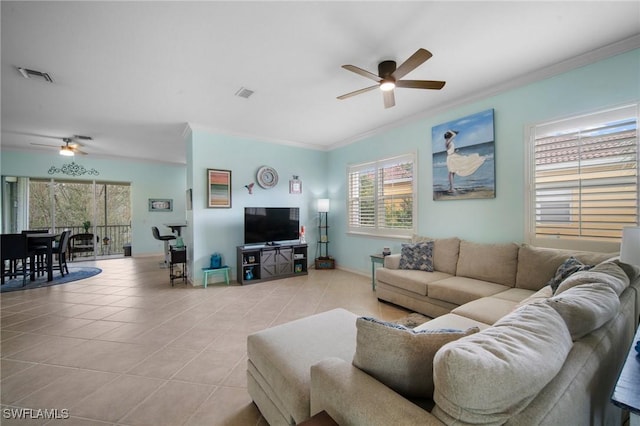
[
  {"x1": 530, "y1": 105, "x2": 638, "y2": 248},
  {"x1": 348, "y1": 153, "x2": 416, "y2": 237}
]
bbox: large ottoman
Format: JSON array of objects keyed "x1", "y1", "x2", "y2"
[{"x1": 247, "y1": 308, "x2": 358, "y2": 425}]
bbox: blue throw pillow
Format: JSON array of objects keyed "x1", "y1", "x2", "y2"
[
  {"x1": 547, "y1": 256, "x2": 593, "y2": 294},
  {"x1": 399, "y1": 241, "x2": 434, "y2": 271}
]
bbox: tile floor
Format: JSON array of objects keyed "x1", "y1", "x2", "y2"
[{"x1": 1, "y1": 256, "x2": 409, "y2": 425}]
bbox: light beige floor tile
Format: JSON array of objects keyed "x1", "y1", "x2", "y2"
[
  {"x1": 1, "y1": 333, "x2": 57, "y2": 357},
  {"x1": 73, "y1": 305, "x2": 127, "y2": 320},
  {"x1": 0, "y1": 364, "x2": 71, "y2": 404},
  {"x1": 0, "y1": 359, "x2": 36, "y2": 380},
  {"x1": 45, "y1": 340, "x2": 159, "y2": 373},
  {"x1": 32, "y1": 317, "x2": 95, "y2": 336},
  {"x1": 185, "y1": 386, "x2": 261, "y2": 426},
  {"x1": 70, "y1": 374, "x2": 165, "y2": 423},
  {"x1": 172, "y1": 348, "x2": 242, "y2": 385},
  {"x1": 16, "y1": 368, "x2": 117, "y2": 409},
  {"x1": 63, "y1": 320, "x2": 125, "y2": 339},
  {"x1": 120, "y1": 381, "x2": 214, "y2": 426},
  {"x1": 127, "y1": 346, "x2": 200, "y2": 379},
  {"x1": 8, "y1": 335, "x2": 87, "y2": 363}
]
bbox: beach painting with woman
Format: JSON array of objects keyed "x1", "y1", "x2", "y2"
[{"x1": 432, "y1": 109, "x2": 495, "y2": 200}]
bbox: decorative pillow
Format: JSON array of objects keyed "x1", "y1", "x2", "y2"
[
  {"x1": 399, "y1": 241, "x2": 434, "y2": 271},
  {"x1": 544, "y1": 282, "x2": 620, "y2": 340},
  {"x1": 352, "y1": 316, "x2": 478, "y2": 399},
  {"x1": 547, "y1": 256, "x2": 594, "y2": 294}
]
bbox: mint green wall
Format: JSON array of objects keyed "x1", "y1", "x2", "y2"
[
  {"x1": 328, "y1": 49, "x2": 640, "y2": 274},
  {"x1": 188, "y1": 129, "x2": 327, "y2": 282},
  {"x1": 2, "y1": 49, "x2": 637, "y2": 280},
  {"x1": 0, "y1": 151, "x2": 187, "y2": 256}
]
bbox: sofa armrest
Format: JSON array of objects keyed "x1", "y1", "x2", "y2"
[
  {"x1": 384, "y1": 254, "x2": 401, "y2": 269},
  {"x1": 310, "y1": 357, "x2": 444, "y2": 426}
]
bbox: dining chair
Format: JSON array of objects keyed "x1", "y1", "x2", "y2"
[
  {"x1": 1, "y1": 234, "x2": 31, "y2": 286},
  {"x1": 51, "y1": 230, "x2": 71, "y2": 276},
  {"x1": 22, "y1": 230, "x2": 48, "y2": 276}
]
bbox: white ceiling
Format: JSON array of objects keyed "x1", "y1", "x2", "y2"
[{"x1": 2, "y1": 1, "x2": 639, "y2": 165}]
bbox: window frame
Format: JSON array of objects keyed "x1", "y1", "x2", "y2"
[
  {"x1": 347, "y1": 152, "x2": 417, "y2": 239},
  {"x1": 524, "y1": 103, "x2": 639, "y2": 253}
]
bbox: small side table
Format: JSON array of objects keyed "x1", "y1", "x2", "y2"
[
  {"x1": 370, "y1": 254, "x2": 385, "y2": 290},
  {"x1": 611, "y1": 325, "x2": 640, "y2": 426},
  {"x1": 202, "y1": 266, "x2": 230, "y2": 287},
  {"x1": 169, "y1": 246, "x2": 187, "y2": 286}
]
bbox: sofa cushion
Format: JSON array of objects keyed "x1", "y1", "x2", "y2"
[
  {"x1": 555, "y1": 261, "x2": 630, "y2": 296},
  {"x1": 456, "y1": 240, "x2": 519, "y2": 286},
  {"x1": 451, "y1": 296, "x2": 519, "y2": 325},
  {"x1": 544, "y1": 282, "x2": 620, "y2": 340},
  {"x1": 547, "y1": 256, "x2": 594, "y2": 293},
  {"x1": 428, "y1": 276, "x2": 510, "y2": 306},
  {"x1": 399, "y1": 241, "x2": 434, "y2": 271},
  {"x1": 414, "y1": 313, "x2": 491, "y2": 332},
  {"x1": 514, "y1": 285, "x2": 553, "y2": 310},
  {"x1": 412, "y1": 235, "x2": 461, "y2": 275},
  {"x1": 433, "y1": 303, "x2": 572, "y2": 425},
  {"x1": 515, "y1": 244, "x2": 616, "y2": 291},
  {"x1": 352, "y1": 316, "x2": 478, "y2": 399},
  {"x1": 490, "y1": 288, "x2": 535, "y2": 303},
  {"x1": 376, "y1": 268, "x2": 452, "y2": 296}
]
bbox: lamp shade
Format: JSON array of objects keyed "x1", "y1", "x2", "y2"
[
  {"x1": 620, "y1": 226, "x2": 640, "y2": 266},
  {"x1": 317, "y1": 198, "x2": 330, "y2": 213}
]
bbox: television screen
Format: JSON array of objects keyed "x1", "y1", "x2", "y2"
[{"x1": 244, "y1": 207, "x2": 300, "y2": 245}]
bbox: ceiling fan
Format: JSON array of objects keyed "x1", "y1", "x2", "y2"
[
  {"x1": 337, "y1": 48, "x2": 446, "y2": 109},
  {"x1": 31, "y1": 135, "x2": 91, "y2": 156}
]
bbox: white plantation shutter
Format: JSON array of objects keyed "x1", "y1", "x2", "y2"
[
  {"x1": 526, "y1": 104, "x2": 638, "y2": 251},
  {"x1": 348, "y1": 153, "x2": 416, "y2": 237}
]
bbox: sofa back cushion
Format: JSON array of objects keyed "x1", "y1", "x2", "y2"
[
  {"x1": 352, "y1": 317, "x2": 478, "y2": 399},
  {"x1": 432, "y1": 303, "x2": 572, "y2": 425},
  {"x1": 515, "y1": 244, "x2": 616, "y2": 291},
  {"x1": 412, "y1": 235, "x2": 460, "y2": 275},
  {"x1": 455, "y1": 240, "x2": 519, "y2": 286},
  {"x1": 545, "y1": 282, "x2": 620, "y2": 340}
]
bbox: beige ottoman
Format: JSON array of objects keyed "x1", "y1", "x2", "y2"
[{"x1": 247, "y1": 308, "x2": 358, "y2": 425}]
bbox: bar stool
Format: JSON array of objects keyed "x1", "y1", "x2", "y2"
[{"x1": 151, "y1": 226, "x2": 176, "y2": 265}]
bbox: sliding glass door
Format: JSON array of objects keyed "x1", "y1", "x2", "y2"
[{"x1": 2, "y1": 176, "x2": 131, "y2": 259}]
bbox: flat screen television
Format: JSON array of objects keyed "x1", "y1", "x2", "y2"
[{"x1": 244, "y1": 207, "x2": 300, "y2": 245}]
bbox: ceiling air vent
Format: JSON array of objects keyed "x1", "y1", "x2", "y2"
[
  {"x1": 18, "y1": 67, "x2": 53, "y2": 83},
  {"x1": 235, "y1": 87, "x2": 254, "y2": 99}
]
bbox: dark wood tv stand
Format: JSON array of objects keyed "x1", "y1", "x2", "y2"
[{"x1": 236, "y1": 243, "x2": 308, "y2": 284}]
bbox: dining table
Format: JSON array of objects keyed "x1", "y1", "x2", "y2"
[{"x1": 26, "y1": 233, "x2": 56, "y2": 282}]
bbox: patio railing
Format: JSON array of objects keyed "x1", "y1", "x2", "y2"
[{"x1": 53, "y1": 224, "x2": 131, "y2": 256}]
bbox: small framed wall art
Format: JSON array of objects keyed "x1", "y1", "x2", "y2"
[
  {"x1": 149, "y1": 198, "x2": 173, "y2": 212},
  {"x1": 207, "y1": 169, "x2": 232, "y2": 208},
  {"x1": 289, "y1": 175, "x2": 302, "y2": 194}
]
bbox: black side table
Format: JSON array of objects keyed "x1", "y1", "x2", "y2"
[
  {"x1": 611, "y1": 325, "x2": 640, "y2": 425},
  {"x1": 169, "y1": 246, "x2": 187, "y2": 286}
]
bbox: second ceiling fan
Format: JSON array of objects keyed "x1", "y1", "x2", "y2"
[{"x1": 337, "y1": 48, "x2": 446, "y2": 109}]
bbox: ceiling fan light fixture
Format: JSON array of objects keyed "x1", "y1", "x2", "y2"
[
  {"x1": 60, "y1": 146, "x2": 74, "y2": 156},
  {"x1": 380, "y1": 79, "x2": 396, "y2": 92}
]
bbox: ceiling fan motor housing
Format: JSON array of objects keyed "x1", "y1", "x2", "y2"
[{"x1": 378, "y1": 60, "x2": 397, "y2": 78}]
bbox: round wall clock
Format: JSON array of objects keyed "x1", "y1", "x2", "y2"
[{"x1": 257, "y1": 166, "x2": 279, "y2": 189}]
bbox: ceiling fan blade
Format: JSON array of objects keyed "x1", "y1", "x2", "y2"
[
  {"x1": 341, "y1": 65, "x2": 382, "y2": 82},
  {"x1": 392, "y1": 48, "x2": 433, "y2": 80},
  {"x1": 73, "y1": 135, "x2": 93, "y2": 140},
  {"x1": 396, "y1": 80, "x2": 446, "y2": 90},
  {"x1": 383, "y1": 90, "x2": 395, "y2": 109},
  {"x1": 30, "y1": 143, "x2": 58, "y2": 148},
  {"x1": 337, "y1": 85, "x2": 379, "y2": 100},
  {"x1": 73, "y1": 148, "x2": 88, "y2": 155}
]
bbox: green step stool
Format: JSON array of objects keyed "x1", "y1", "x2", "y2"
[{"x1": 202, "y1": 266, "x2": 230, "y2": 287}]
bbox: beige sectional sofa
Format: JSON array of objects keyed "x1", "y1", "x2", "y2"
[{"x1": 247, "y1": 237, "x2": 640, "y2": 425}]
